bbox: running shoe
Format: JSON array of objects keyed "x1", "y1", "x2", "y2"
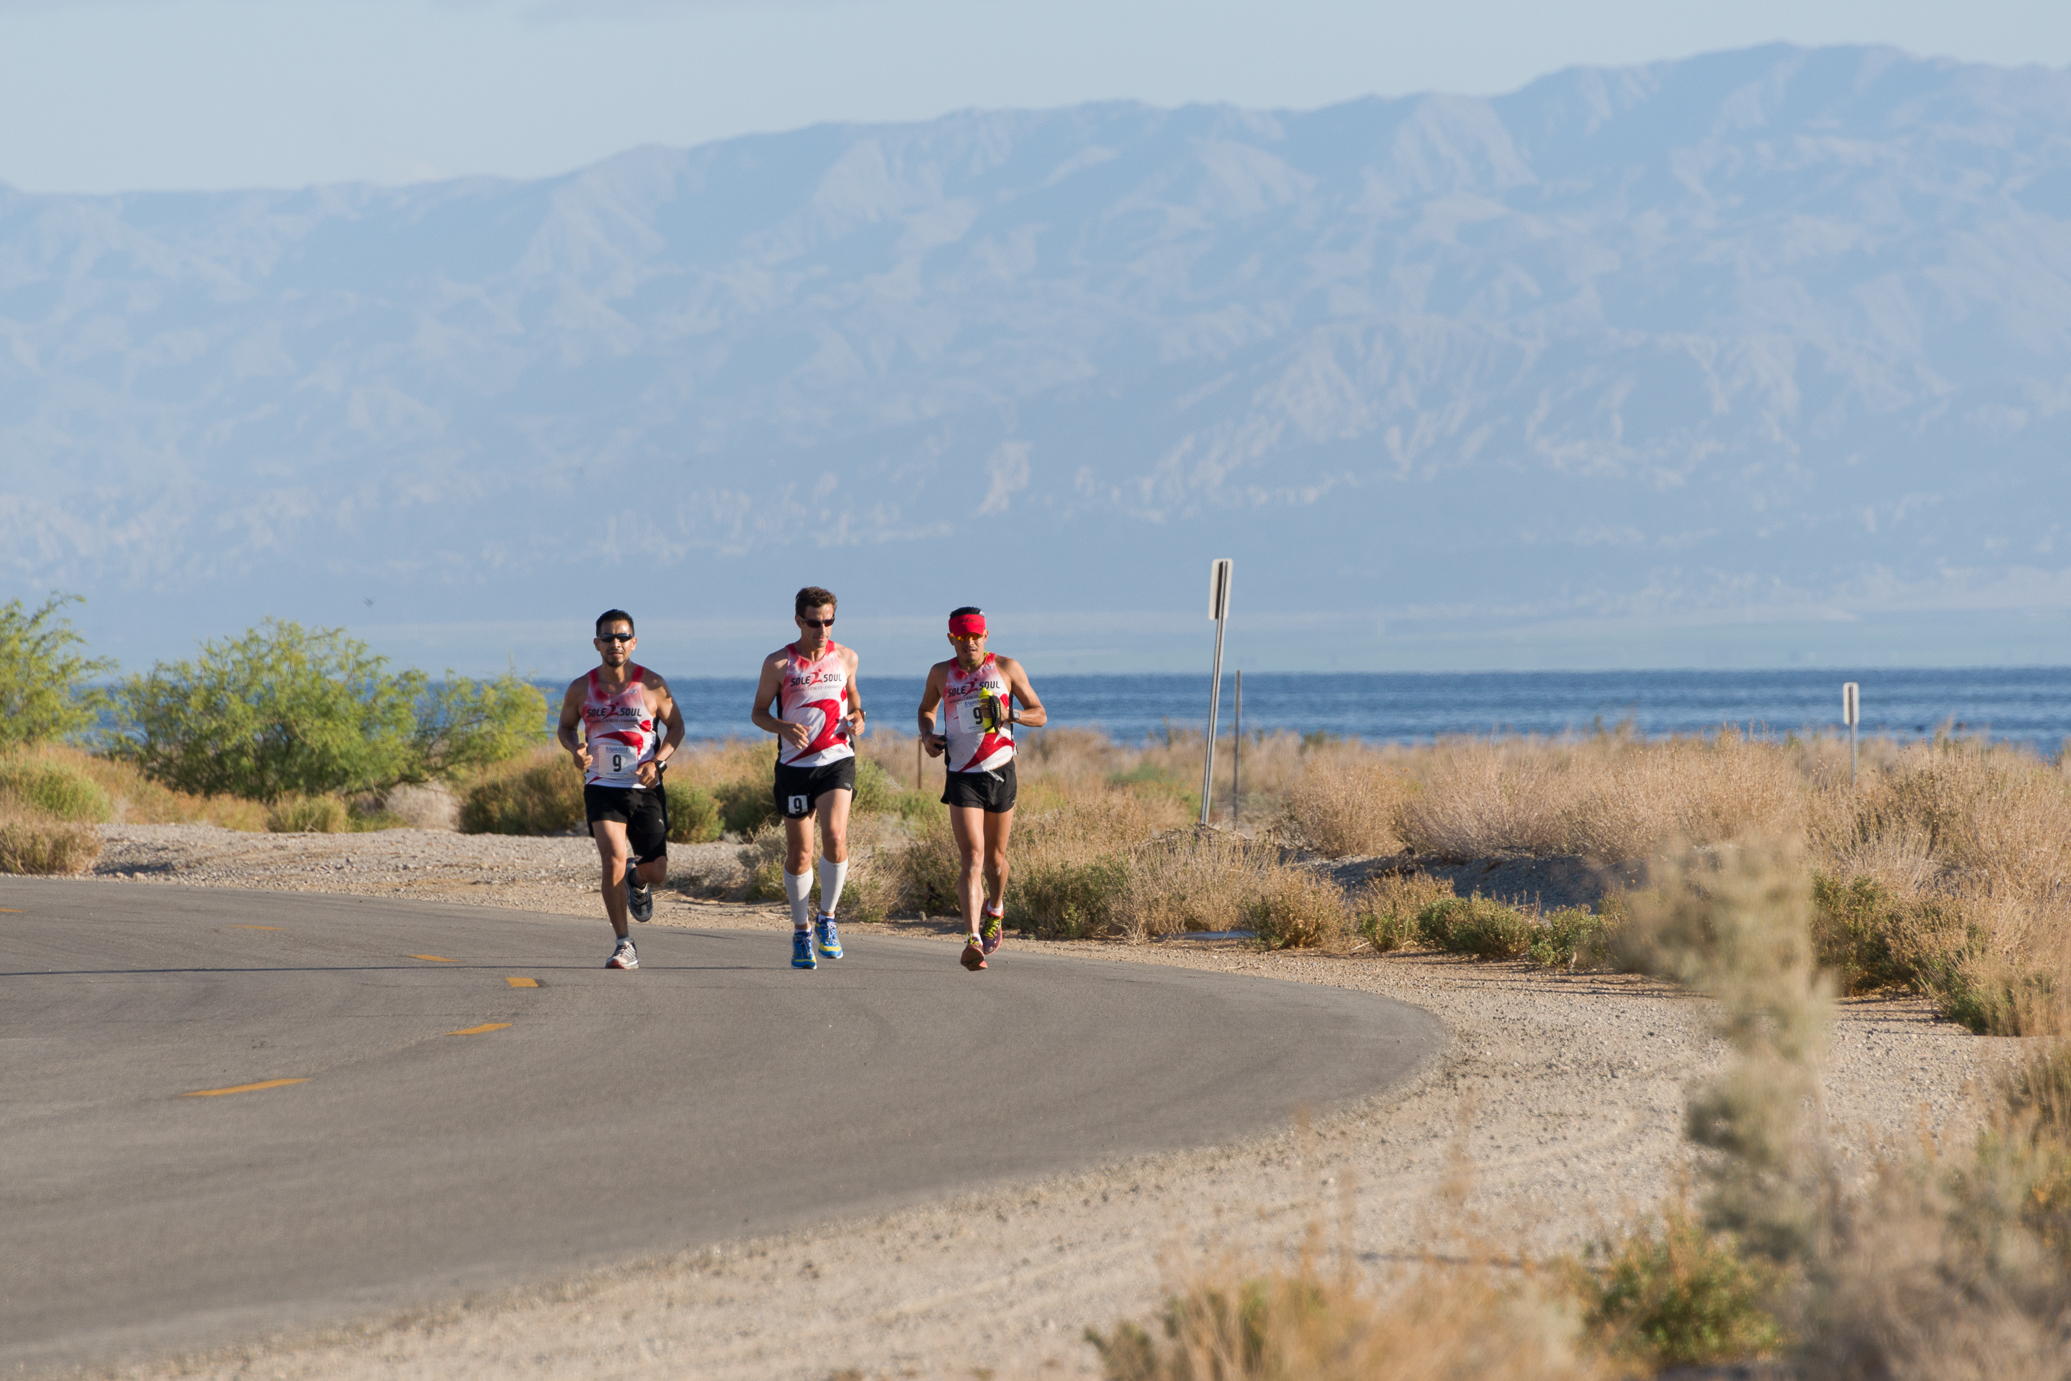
[
  {"x1": 960, "y1": 934, "x2": 987, "y2": 971},
  {"x1": 791, "y1": 928, "x2": 818, "y2": 970},
  {"x1": 626, "y1": 874, "x2": 654, "y2": 923},
  {"x1": 980, "y1": 907, "x2": 1004, "y2": 956},
  {"x1": 607, "y1": 938, "x2": 639, "y2": 970},
  {"x1": 815, "y1": 912, "x2": 843, "y2": 960}
]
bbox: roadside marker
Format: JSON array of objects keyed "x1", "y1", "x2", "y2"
[
  {"x1": 183, "y1": 1078, "x2": 309, "y2": 1098},
  {"x1": 445, "y1": 1022, "x2": 511, "y2": 1037},
  {"x1": 505, "y1": 976, "x2": 540, "y2": 988},
  {"x1": 228, "y1": 925, "x2": 285, "y2": 931},
  {"x1": 409, "y1": 954, "x2": 456, "y2": 962}
]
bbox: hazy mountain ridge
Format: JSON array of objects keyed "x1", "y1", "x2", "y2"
[{"x1": 5, "y1": 42, "x2": 2071, "y2": 661}]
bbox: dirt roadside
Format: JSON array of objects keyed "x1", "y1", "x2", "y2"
[{"x1": 61, "y1": 825, "x2": 2015, "y2": 1381}]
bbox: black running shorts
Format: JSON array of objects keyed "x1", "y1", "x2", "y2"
[
  {"x1": 774, "y1": 756, "x2": 857, "y2": 820},
  {"x1": 584, "y1": 783, "x2": 669, "y2": 863},
  {"x1": 941, "y1": 760, "x2": 1017, "y2": 814}
]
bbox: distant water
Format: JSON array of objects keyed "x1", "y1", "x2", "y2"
[{"x1": 666, "y1": 668, "x2": 2071, "y2": 754}]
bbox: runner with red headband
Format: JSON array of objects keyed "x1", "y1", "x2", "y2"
[
  {"x1": 917, "y1": 607, "x2": 1047, "y2": 971},
  {"x1": 751, "y1": 585, "x2": 866, "y2": 970}
]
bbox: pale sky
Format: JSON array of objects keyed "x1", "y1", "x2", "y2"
[{"x1": 0, "y1": 0, "x2": 2065, "y2": 194}]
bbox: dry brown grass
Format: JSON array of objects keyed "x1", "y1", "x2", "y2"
[
  {"x1": 1282, "y1": 746, "x2": 1416, "y2": 858},
  {"x1": 0, "y1": 805, "x2": 101, "y2": 873},
  {"x1": 6, "y1": 742, "x2": 266, "y2": 830}
]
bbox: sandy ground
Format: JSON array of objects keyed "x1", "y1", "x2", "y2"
[{"x1": 47, "y1": 825, "x2": 2022, "y2": 1380}]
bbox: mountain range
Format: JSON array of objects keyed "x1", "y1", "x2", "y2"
[{"x1": 5, "y1": 42, "x2": 2071, "y2": 672}]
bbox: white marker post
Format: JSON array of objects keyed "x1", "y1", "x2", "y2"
[
  {"x1": 1842, "y1": 681, "x2": 1860, "y2": 785},
  {"x1": 1200, "y1": 559, "x2": 1233, "y2": 826}
]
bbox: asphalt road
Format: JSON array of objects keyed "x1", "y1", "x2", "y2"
[{"x1": 0, "y1": 879, "x2": 1442, "y2": 1373}]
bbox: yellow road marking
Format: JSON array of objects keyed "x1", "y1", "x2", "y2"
[
  {"x1": 183, "y1": 1078, "x2": 309, "y2": 1098},
  {"x1": 0, "y1": 907, "x2": 21, "y2": 913},
  {"x1": 409, "y1": 954, "x2": 455, "y2": 962},
  {"x1": 228, "y1": 925, "x2": 285, "y2": 931},
  {"x1": 505, "y1": 976, "x2": 539, "y2": 988},
  {"x1": 446, "y1": 1022, "x2": 511, "y2": 1036}
]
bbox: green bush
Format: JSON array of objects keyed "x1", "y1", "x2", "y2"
[
  {"x1": 1529, "y1": 906, "x2": 1614, "y2": 970},
  {"x1": 1415, "y1": 894, "x2": 1533, "y2": 957},
  {"x1": 1010, "y1": 856, "x2": 1130, "y2": 939},
  {"x1": 1809, "y1": 873, "x2": 1936, "y2": 994},
  {"x1": 0, "y1": 758, "x2": 113, "y2": 823},
  {"x1": 0, "y1": 593, "x2": 114, "y2": 751},
  {"x1": 890, "y1": 788, "x2": 946, "y2": 825},
  {"x1": 460, "y1": 757, "x2": 584, "y2": 835},
  {"x1": 110, "y1": 619, "x2": 546, "y2": 800},
  {"x1": 1570, "y1": 1208, "x2": 1786, "y2": 1368},
  {"x1": 266, "y1": 793, "x2": 350, "y2": 833},
  {"x1": 715, "y1": 778, "x2": 779, "y2": 836},
  {"x1": 852, "y1": 757, "x2": 899, "y2": 814},
  {"x1": 665, "y1": 779, "x2": 722, "y2": 844}
]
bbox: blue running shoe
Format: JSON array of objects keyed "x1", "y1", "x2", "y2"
[
  {"x1": 791, "y1": 928, "x2": 817, "y2": 970},
  {"x1": 815, "y1": 912, "x2": 843, "y2": 960}
]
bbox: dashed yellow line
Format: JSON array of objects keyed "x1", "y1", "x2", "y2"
[
  {"x1": 228, "y1": 925, "x2": 285, "y2": 931},
  {"x1": 409, "y1": 954, "x2": 455, "y2": 962},
  {"x1": 505, "y1": 976, "x2": 540, "y2": 989},
  {"x1": 183, "y1": 1078, "x2": 309, "y2": 1098},
  {"x1": 446, "y1": 1022, "x2": 511, "y2": 1037},
  {"x1": 0, "y1": 907, "x2": 21, "y2": 913}
]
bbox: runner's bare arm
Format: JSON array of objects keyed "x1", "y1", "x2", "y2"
[
  {"x1": 917, "y1": 664, "x2": 948, "y2": 756},
  {"x1": 556, "y1": 679, "x2": 591, "y2": 772},
  {"x1": 750, "y1": 653, "x2": 812, "y2": 752},
  {"x1": 999, "y1": 657, "x2": 1048, "y2": 729},
  {"x1": 637, "y1": 674, "x2": 686, "y2": 787},
  {"x1": 842, "y1": 647, "x2": 866, "y2": 736}
]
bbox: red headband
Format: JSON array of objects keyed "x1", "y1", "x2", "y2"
[{"x1": 948, "y1": 613, "x2": 987, "y2": 637}]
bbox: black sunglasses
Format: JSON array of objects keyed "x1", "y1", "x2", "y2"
[
  {"x1": 596, "y1": 632, "x2": 635, "y2": 643},
  {"x1": 799, "y1": 617, "x2": 835, "y2": 629}
]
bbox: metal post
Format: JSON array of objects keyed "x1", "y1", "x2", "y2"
[
  {"x1": 1232, "y1": 671, "x2": 1243, "y2": 827},
  {"x1": 1843, "y1": 681, "x2": 1860, "y2": 786},
  {"x1": 1200, "y1": 559, "x2": 1233, "y2": 826}
]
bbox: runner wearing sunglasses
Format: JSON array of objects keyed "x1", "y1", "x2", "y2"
[
  {"x1": 556, "y1": 608, "x2": 685, "y2": 969},
  {"x1": 751, "y1": 586, "x2": 866, "y2": 970},
  {"x1": 917, "y1": 607, "x2": 1047, "y2": 971}
]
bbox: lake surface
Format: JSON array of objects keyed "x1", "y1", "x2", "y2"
[{"x1": 669, "y1": 667, "x2": 2071, "y2": 753}]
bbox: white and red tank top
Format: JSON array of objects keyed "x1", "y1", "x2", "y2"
[
  {"x1": 942, "y1": 654, "x2": 1014, "y2": 774},
  {"x1": 776, "y1": 642, "x2": 855, "y2": 768},
  {"x1": 583, "y1": 665, "x2": 657, "y2": 787}
]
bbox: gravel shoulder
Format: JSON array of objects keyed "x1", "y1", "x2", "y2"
[{"x1": 60, "y1": 824, "x2": 2017, "y2": 1381}]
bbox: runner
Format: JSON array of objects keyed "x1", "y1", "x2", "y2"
[
  {"x1": 750, "y1": 586, "x2": 866, "y2": 971},
  {"x1": 917, "y1": 607, "x2": 1047, "y2": 971},
  {"x1": 555, "y1": 609, "x2": 685, "y2": 970}
]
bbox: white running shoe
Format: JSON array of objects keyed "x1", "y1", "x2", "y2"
[{"x1": 607, "y1": 938, "x2": 639, "y2": 970}]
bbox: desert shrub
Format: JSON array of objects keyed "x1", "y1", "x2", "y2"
[
  {"x1": 1108, "y1": 761, "x2": 1199, "y2": 813},
  {"x1": 1568, "y1": 1207, "x2": 1787, "y2": 1368},
  {"x1": 739, "y1": 823, "x2": 789, "y2": 901},
  {"x1": 1354, "y1": 871, "x2": 1455, "y2": 951},
  {"x1": 0, "y1": 814, "x2": 101, "y2": 874},
  {"x1": 850, "y1": 757, "x2": 899, "y2": 814},
  {"x1": 0, "y1": 592, "x2": 114, "y2": 750},
  {"x1": 1089, "y1": 1259, "x2": 1612, "y2": 1381},
  {"x1": 664, "y1": 779, "x2": 722, "y2": 844},
  {"x1": 266, "y1": 793, "x2": 351, "y2": 833},
  {"x1": 1012, "y1": 855, "x2": 1131, "y2": 939},
  {"x1": 1120, "y1": 829, "x2": 1270, "y2": 939},
  {"x1": 1247, "y1": 867, "x2": 1350, "y2": 950},
  {"x1": 713, "y1": 779, "x2": 779, "y2": 836},
  {"x1": 111, "y1": 619, "x2": 544, "y2": 799},
  {"x1": 381, "y1": 781, "x2": 458, "y2": 831},
  {"x1": 13, "y1": 744, "x2": 268, "y2": 830},
  {"x1": 0, "y1": 757, "x2": 113, "y2": 823},
  {"x1": 1282, "y1": 750, "x2": 1410, "y2": 857},
  {"x1": 459, "y1": 749, "x2": 584, "y2": 835},
  {"x1": 1530, "y1": 907, "x2": 1615, "y2": 970},
  {"x1": 1416, "y1": 894, "x2": 1533, "y2": 958}
]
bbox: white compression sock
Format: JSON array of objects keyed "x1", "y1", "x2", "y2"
[
  {"x1": 816, "y1": 857, "x2": 848, "y2": 917},
  {"x1": 784, "y1": 869, "x2": 814, "y2": 929}
]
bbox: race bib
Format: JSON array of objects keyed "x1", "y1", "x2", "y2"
[{"x1": 590, "y1": 733, "x2": 644, "y2": 785}]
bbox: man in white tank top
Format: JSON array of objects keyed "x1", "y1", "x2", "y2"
[
  {"x1": 750, "y1": 585, "x2": 867, "y2": 971},
  {"x1": 555, "y1": 609, "x2": 685, "y2": 970},
  {"x1": 917, "y1": 607, "x2": 1047, "y2": 971}
]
